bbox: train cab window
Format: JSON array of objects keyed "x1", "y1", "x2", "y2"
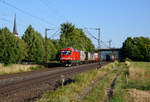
[{"x1": 61, "y1": 51, "x2": 71, "y2": 55}]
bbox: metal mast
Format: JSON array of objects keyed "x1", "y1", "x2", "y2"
[{"x1": 96, "y1": 28, "x2": 100, "y2": 49}]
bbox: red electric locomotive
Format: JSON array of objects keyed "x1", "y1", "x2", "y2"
[{"x1": 60, "y1": 47, "x2": 80, "y2": 66}]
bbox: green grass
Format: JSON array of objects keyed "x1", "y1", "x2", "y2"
[
  {"x1": 36, "y1": 63, "x2": 116, "y2": 102},
  {"x1": 82, "y1": 62, "x2": 127, "y2": 102},
  {"x1": 82, "y1": 69, "x2": 119, "y2": 102},
  {"x1": 37, "y1": 70, "x2": 103, "y2": 102},
  {"x1": 124, "y1": 80, "x2": 150, "y2": 90},
  {"x1": 110, "y1": 66, "x2": 128, "y2": 102},
  {"x1": 131, "y1": 62, "x2": 150, "y2": 71},
  {"x1": 125, "y1": 62, "x2": 150, "y2": 91},
  {"x1": 110, "y1": 61, "x2": 150, "y2": 102}
]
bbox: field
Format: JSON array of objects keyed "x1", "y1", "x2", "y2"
[
  {"x1": 106, "y1": 61, "x2": 150, "y2": 102},
  {"x1": 36, "y1": 61, "x2": 150, "y2": 102},
  {"x1": 123, "y1": 62, "x2": 150, "y2": 102}
]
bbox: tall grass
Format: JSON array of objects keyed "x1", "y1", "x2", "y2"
[
  {"x1": 0, "y1": 64, "x2": 43, "y2": 75},
  {"x1": 82, "y1": 69, "x2": 119, "y2": 102},
  {"x1": 110, "y1": 64, "x2": 128, "y2": 102},
  {"x1": 127, "y1": 89, "x2": 150, "y2": 102}
]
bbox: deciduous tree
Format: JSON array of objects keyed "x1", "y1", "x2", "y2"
[
  {"x1": 22, "y1": 25, "x2": 45, "y2": 63},
  {"x1": 0, "y1": 27, "x2": 27, "y2": 65}
]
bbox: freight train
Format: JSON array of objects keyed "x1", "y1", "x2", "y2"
[{"x1": 60, "y1": 47, "x2": 100, "y2": 66}]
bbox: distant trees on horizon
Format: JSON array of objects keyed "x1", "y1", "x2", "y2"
[{"x1": 121, "y1": 37, "x2": 150, "y2": 61}]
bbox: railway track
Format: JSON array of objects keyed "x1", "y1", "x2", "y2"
[{"x1": 0, "y1": 62, "x2": 108, "y2": 102}]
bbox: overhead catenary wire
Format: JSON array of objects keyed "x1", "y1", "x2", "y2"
[
  {"x1": 0, "y1": 0, "x2": 57, "y2": 28},
  {"x1": 0, "y1": 13, "x2": 44, "y2": 30},
  {"x1": 0, "y1": 17, "x2": 48, "y2": 37},
  {"x1": 39, "y1": 0, "x2": 68, "y2": 22},
  {"x1": 83, "y1": 28, "x2": 98, "y2": 40},
  {"x1": 0, "y1": 17, "x2": 26, "y2": 28},
  {"x1": 0, "y1": 13, "x2": 61, "y2": 38},
  {"x1": 0, "y1": 17, "x2": 28, "y2": 37},
  {"x1": 0, "y1": 18, "x2": 13, "y2": 25},
  {"x1": 83, "y1": 27, "x2": 110, "y2": 49},
  {"x1": 50, "y1": 29, "x2": 60, "y2": 39},
  {"x1": 83, "y1": 27, "x2": 101, "y2": 49}
]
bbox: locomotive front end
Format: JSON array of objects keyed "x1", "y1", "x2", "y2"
[{"x1": 60, "y1": 48, "x2": 73, "y2": 66}]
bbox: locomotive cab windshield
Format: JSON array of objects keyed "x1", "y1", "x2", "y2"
[{"x1": 61, "y1": 50, "x2": 71, "y2": 55}]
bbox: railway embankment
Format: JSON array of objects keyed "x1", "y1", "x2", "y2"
[
  {"x1": 0, "y1": 62, "x2": 106, "y2": 102},
  {"x1": 36, "y1": 62, "x2": 118, "y2": 102}
]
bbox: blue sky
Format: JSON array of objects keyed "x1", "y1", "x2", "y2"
[{"x1": 0, "y1": 0, "x2": 150, "y2": 48}]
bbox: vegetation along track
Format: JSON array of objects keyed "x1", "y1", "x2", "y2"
[
  {"x1": 74, "y1": 68, "x2": 114, "y2": 101},
  {"x1": 0, "y1": 62, "x2": 108, "y2": 102},
  {"x1": 105, "y1": 66, "x2": 123, "y2": 102}
]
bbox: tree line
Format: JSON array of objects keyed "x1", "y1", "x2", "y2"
[
  {"x1": 0, "y1": 22, "x2": 95, "y2": 65},
  {"x1": 121, "y1": 37, "x2": 150, "y2": 61}
]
